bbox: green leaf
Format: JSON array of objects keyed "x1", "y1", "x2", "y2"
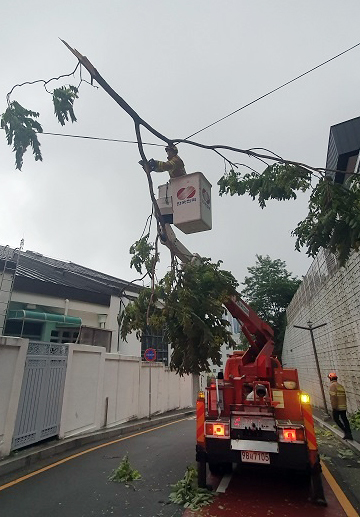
[
  {"x1": 129, "y1": 235, "x2": 157, "y2": 275},
  {"x1": 119, "y1": 257, "x2": 238, "y2": 375},
  {"x1": 1, "y1": 101, "x2": 43, "y2": 170},
  {"x1": 292, "y1": 178, "x2": 360, "y2": 266},
  {"x1": 241, "y1": 255, "x2": 300, "y2": 355},
  {"x1": 218, "y1": 164, "x2": 311, "y2": 207},
  {"x1": 169, "y1": 466, "x2": 214, "y2": 510},
  {"x1": 52, "y1": 85, "x2": 78, "y2": 126},
  {"x1": 219, "y1": 162, "x2": 360, "y2": 267},
  {"x1": 108, "y1": 454, "x2": 141, "y2": 483}
]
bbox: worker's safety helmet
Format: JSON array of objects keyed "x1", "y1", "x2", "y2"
[
  {"x1": 165, "y1": 144, "x2": 178, "y2": 154},
  {"x1": 328, "y1": 372, "x2": 337, "y2": 381}
]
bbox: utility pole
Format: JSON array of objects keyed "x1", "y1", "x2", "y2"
[{"x1": 293, "y1": 321, "x2": 329, "y2": 415}]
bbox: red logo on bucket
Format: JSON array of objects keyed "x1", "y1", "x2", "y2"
[{"x1": 177, "y1": 186, "x2": 196, "y2": 200}]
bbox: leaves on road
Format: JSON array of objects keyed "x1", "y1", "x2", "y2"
[
  {"x1": 108, "y1": 454, "x2": 141, "y2": 484},
  {"x1": 169, "y1": 465, "x2": 215, "y2": 510}
]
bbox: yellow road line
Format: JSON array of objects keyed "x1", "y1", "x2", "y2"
[
  {"x1": 0, "y1": 418, "x2": 188, "y2": 492},
  {"x1": 320, "y1": 460, "x2": 359, "y2": 517}
]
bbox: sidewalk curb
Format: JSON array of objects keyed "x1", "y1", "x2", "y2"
[
  {"x1": 313, "y1": 415, "x2": 360, "y2": 455},
  {"x1": 0, "y1": 409, "x2": 195, "y2": 479}
]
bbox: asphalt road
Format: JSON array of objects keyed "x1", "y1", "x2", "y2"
[
  {"x1": 190, "y1": 466, "x2": 348, "y2": 517},
  {"x1": 1, "y1": 417, "x2": 358, "y2": 517},
  {"x1": 0, "y1": 417, "x2": 195, "y2": 517}
]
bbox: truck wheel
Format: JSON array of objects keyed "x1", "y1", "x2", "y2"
[
  {"x1": 309, "y1": 460, "x2": 327, "y2": 506},
  {"x1": 209, "y1": 462, "x2": 232, "y2": 475},
  {"x1": 209, "y1": 462, "x2": 221, "y2": 475},
  {"x1": 197, "y1": 460, "x2": 207, "y2": 488},
  {"x1": 222, "y1": 462, "x2": 233, "y2": 474}
]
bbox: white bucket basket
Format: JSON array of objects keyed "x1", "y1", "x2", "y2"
[{"x1": 157, "y1": 172, "x2": 212, "y2": 234}]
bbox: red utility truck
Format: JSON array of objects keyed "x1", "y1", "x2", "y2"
[
  {"x1": 155, "y1": 173, "x2": 326, "y2": 505},
  {"x1": 195, "y1": 295, "x2": 326, "y2": 505}
]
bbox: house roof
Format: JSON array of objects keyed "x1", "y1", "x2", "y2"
[{"x1": 0, "y1": 245, "x2": 142, "y2": 305}]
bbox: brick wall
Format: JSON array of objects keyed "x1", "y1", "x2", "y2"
[{"x1": 282, "y1": 249, "x2": 360, "y2": 413}]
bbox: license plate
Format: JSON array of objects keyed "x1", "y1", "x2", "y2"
[{"x1": 241, "y1": 450, "x2": 270, "y2": 464}]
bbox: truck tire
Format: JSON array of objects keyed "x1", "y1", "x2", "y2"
[
  {"x1": 209, "y1": 462, "x2": 232, "y2": 475},
  {"x1": 309, "y1": 459, "x2": 327, "y2": 506},
  {"x1": 197, "y1": 460, "x2": 207, "y2": 488}
]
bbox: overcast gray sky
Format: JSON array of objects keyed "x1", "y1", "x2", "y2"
[{"x1": 1, "y1": 0, "x2": 360, "y2": 288}]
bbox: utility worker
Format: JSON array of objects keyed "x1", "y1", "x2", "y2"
[
  {"x1": 147, "y1": 144, "x2": 186, "y2": 178},
  {"x1": 328, "y1": 372, "x2": 353, "y2": 440}
]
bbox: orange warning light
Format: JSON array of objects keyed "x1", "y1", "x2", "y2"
[{"x1": 283, "y1": 428, "x2": 296, "y2": 441}]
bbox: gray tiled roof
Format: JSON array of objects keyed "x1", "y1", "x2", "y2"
[{"x1": 0, "y1": 245, "x2": 141, "y2": 296}]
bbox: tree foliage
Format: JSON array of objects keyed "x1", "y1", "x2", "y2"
[
  {"x1": 120, "y1": 255, "x2": 238, "y2": 376},
  {"x1": 108, "y1": 455, "x2": 141, "y2": 483},
  {"x1": 1, "y1": 85, "x2": 78, "y2": 170},
  {"x1": 241, "y1": 255, "x2": 301, "y2": 355},
  {"x1": 218, "y1": 163, "x2": 311, "y2": 207},
  {"x1": 293, "y1": 176, "x2": 360, "y2": 266},
  {"x1": 219, "y1": 164, "x2": 360, "y2": 267},
  {"x1": 1, "y1": 101, "x2": 43, "y2": 170},
  {"x1": 52, "y1": 85, "x2": 78, "y2": 126},
  {"x1": 169, "y1": 465, "x2": 214, "y2": 510},
  {"x1": 129, "y1": 235, "x2": 157, "y2": 276}
]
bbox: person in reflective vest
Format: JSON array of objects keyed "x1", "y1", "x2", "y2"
[
  {"x1": 328, "y1": 372, "x2": 353, "y2": 440},
  {"x1": 148, "y1": 145, "x2": 186, "y2": 178}
]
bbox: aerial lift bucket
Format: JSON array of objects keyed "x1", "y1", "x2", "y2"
[{"x1": 157, "y1": 172, "x2": 212, "y2": 234}]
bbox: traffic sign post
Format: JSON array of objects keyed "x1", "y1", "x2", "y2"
[
  {"x1": 144, "y1": 348, "x2": 156, "y2": 419},
  {"x1": 144, "y1": 348, "x2": 156, "y2": 362}
]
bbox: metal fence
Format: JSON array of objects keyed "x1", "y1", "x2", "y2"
[{"x1": 11, "y1": 342, "x2": 68, "y2": 450}]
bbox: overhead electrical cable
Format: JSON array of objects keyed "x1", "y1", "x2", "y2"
[
  {"x1": 183, "y1": 41, "x2": 360, "y2": 141},
  {"x1": 5, "y1": 42, "x2": 358, "y2": 151},
  {"x1": 40, "y1": 132, "x2": 164, "y2": 146}
]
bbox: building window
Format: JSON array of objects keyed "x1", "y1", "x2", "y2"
[
  {"x1": 50, "y1": 328, "x2": 79, "y2": 344},
  {"x1": 4, "y1": 320, "x2": 43, "y2": 340},
  {"x1": 78, "y1": 326, "x2": 112, "y2": 352},
  {"x1": 141, "y1": 328, "x2": 168, "y2": 365}
]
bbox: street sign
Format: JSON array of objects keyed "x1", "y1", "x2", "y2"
[{"x1": 144, "y1": 348, "x2": 156, "y2": 362}]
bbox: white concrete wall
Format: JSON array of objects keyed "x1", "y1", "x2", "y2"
[
  {"x1": 0, "y1": 340, "x2": 194, "y2": 452},
  {"x1": 60, "y1": 344, "x2": 105, "y2": 437},
  {"x1": 282, "y1": 249, "x2": 360, "y2": 413},
  {"x1": 0, "y1": 337, "x2": 28, "y2": 458},
  {"x1": 103, "y1": 354, "x2": 142, "y2": 425},
  {"x1": 59, "y1": 345, "x2": 194, "y2": 439}
]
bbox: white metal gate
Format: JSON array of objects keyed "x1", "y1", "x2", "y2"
[{"x1": 11, "y1": 341, "x2": 68, "y2": 450}]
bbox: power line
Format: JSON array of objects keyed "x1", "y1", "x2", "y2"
[
  {"x1": 183, "y1": 41, "x2": 360, "y2": 141},
  {"x1": 40, "y1": 132, "x2": 163, "y2": 147},
  {"x1": 4, "y1": 42, "x2": 359, "y2": 153}
]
